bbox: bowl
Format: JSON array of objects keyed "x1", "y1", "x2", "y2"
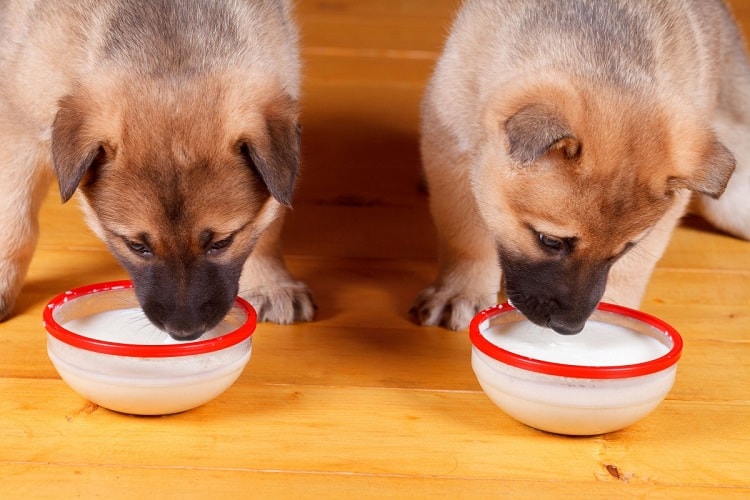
[
  {"x1": 43, "y1": 280, "x2": 256, "y2": 415},
  {"x1": 469, "y1": 302, "x2": 682, "y2": 435}
]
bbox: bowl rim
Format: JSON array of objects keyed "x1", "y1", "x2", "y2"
[
  {"x1": 469, "y1": 302, "x2": 682, "y2": 379},
  {"x1": 43, "y1": 280, "x2": 256, "y2": 357}
]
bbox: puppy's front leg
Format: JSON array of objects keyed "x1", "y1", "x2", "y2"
[
  {"x1": 411, "y1": 121, "x2": 501, "y2": 331},
  {"x1": 239, "y1": 210, "x2": 315, "y2": 323},
  {"x1": 0, "y1": 136, "x2": 53, "y2": 320}
]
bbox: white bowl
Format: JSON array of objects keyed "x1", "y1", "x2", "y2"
[
  {"x1": 43, "y1": 280, "x2": 256, "y2": 415},
  {"x1": 469, "y1": 302, "x2": 682, "y2": 435}
]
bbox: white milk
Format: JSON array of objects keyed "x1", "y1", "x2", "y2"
[
  {"x1": 483, "y1": 320, "x2": 669, "y2": 366},
  {"x1": 63, "y1": 308, "x2": 229, "y2": 344}
]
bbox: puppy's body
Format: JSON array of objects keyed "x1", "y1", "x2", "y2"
[
  {"x1": 0, "y1": 0, "x2": 314, "y2": 339},
  {"x1": 414, "y1": 0, "x2": 749, "y2": 333}
]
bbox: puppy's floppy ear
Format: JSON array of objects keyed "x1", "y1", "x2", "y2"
[
  {"x1": 504, "y1": 103, "x2": 580, "y2": 165},
  {"x1": 668, "y1": 132, "x2": 735, "y2": 199},
  {"x1": 51, "y1": 92, "x2": 111, "y2": 203},
  {"x1": 239, "y1": 94, "x2": 301, "y2": 208}
]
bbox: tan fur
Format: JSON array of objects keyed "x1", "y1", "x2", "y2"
[
  {"x1": 413, "y1": 0, "x2": 749, "y2": 332},
  {"x1": 0, "y1": 0, "x2": 314, "y2": 336}
]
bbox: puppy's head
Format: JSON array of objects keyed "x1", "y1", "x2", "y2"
[
  {"x1": 51, "y1": 77, "x2": 300, "y2": 340},
  {"x1": 474, "y1": 78, "x2": 735, "y2": 334}
]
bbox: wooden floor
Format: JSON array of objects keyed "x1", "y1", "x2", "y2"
[{"x1": 2, "y1": 1, "x2": 750, "y2": 498}]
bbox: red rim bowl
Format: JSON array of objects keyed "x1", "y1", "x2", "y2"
[
  {"x1": 43, "y1": 280, "x2": 256, "y2": 358},
  {"x1": 469, "y1": 302, "x2": 682, "y2": 379}
]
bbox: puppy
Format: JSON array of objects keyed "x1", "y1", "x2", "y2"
[
  {"x1": 0, "y1": 0, "x2": 314, "y2": 340},
  {"x1": 412, "y1": 0, "x2": 750, "y2": 334}
]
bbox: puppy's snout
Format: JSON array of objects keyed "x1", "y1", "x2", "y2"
[
  {"x1": 503, "y1": 254, "x2": 609, "y2": 336},
  {"x1": 140, "y1": 294, "x2": 236, "y2": 341},
  {"x1": 129, "y1": 262, "x2": 241, "y2": 342}
]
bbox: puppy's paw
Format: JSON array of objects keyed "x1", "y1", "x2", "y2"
[
  {"x1": 410, "y1": 285, "x2": 496, "y2": 331},
  {"x1": 0, "y1": 268, "x2": 23, "y2": 322},
  {"x1": 242, "y1": 280, "x2": 316, "y2": 324},
  {"x1": 0, "y1": 294, "x2": 16, "y2": 322}
]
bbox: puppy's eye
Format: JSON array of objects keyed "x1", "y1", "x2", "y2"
[
  {"x1": 609, "y1": 241, "x2": 637, "y2": 262},
  {"x1": 207, "y1": 235, "x2": 234, "y2": 255},
  {"x1": 125, "y1": 240, "x2": 153, "y2": 258},
  {"x1": 534, "y1": 231, "x2": 578, "y2": 255},
  {"x1": 538, "y1": 233, "x2": 564, "y2": 251}
]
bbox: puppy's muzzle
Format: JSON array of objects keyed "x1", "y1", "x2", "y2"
[
  {"x1": 141, "y1": 295, "x2": 233, "y2": 341},
  {"x1": 503, "y1": 254, "x2": 610, "y2": 335},
  {"x1": 127, "y1": 261, "x2": 242, "y2": 341}
]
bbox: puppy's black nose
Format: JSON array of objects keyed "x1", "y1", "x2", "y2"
[
  {"x1": 547, "y1": 319, "x2": 585, "y2": 335},
  {"x1": 142, "y1": 310, "x2": 208, "y2": 341},
  {"x1": 166, "y1": 328, "x2": 206, "y2": 341}
]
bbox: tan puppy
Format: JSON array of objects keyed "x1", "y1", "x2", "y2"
[
  {"x1": 413, "y1": 0, "x2": 750, "y2": 334},
  {"x1": 0, "y1": 0, "x2": 314, "y2": 339}
]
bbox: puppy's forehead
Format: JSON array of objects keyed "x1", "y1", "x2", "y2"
[
  {"x1": 101, "y1": 151, "x2": 261, "y2": 239},
  {"x1": 507, "y1": 165, "x2": 669, "y2": 240},
  {"x1": 90, "y1": 75, "x2": 294, "y2": 239},
  {"x1": 112, "y1": 74, "x2": 279, "y2": 158}
]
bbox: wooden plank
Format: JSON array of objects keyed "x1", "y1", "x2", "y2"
[
  {"x1": 658, "y1": 215, "x2": 750, "y2": 272},
  {"x1": 302, "y1": 53, "x2": 436, "y2": 86},
  {"x1": 643, "y1": 269, "x2": 750, "y2": 339},
  {"x1": 301, "y1": 22, "x2": 447, "y2": 55},
  {"x1": 296, "y1": 0, "x2": 459, "y2": 22},
  {"x1": 1, "y1": 379, "x2": 749, "y2": 488},
  {"x1": 3, "y1": 463, "x2": 749, "y2": 500}
]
